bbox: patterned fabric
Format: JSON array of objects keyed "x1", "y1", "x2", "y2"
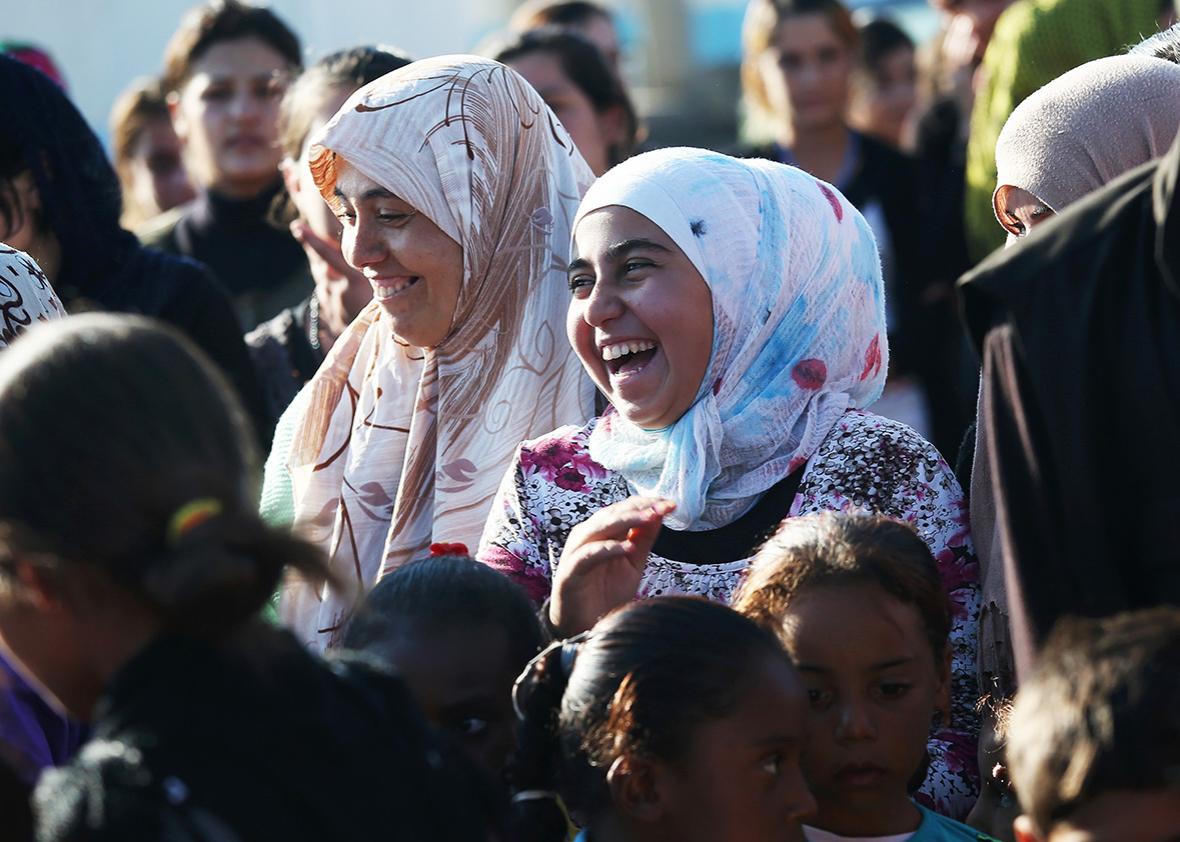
[
  {"x1": 994, "y1": 55, "x2": 1180, "y2": 218},
  {"x1": 479, "y1": 410, "x2": 981, "y2": 818},
  {"x1": 0, "y1": 245, "x2": 64, "y2": 348},
  {"x1": 281, "y1": 57, "x2": 596, "y2": 650},
  {"x1": 576, "y1": 148, "x2": 888, "y2": 530}
]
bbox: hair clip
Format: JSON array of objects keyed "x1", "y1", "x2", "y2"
[
  {"x1": 510, "y1": 789, "x2": 562, "y2": 805},
  {"x1": 166, "y1": 498, "x2": 223, "y2": 546},
  {"x1": 510, "y1": 631, "x2": 592, "y2": 721},
  {"x1": 560, "y1": 636, "x2": 584, "y2": 678},
  {"x1": 428, "y1": 542, "x2": 469, "y2": 557}
]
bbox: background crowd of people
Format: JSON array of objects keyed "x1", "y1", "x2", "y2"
[{"x1": 0, "y1": 0, "x2": 1178, "y2": 840}]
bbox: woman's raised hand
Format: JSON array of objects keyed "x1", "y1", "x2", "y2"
[
  {"x1": 290, "y1": 219, "x2": 360, "y2": 281},
  {"x1": 549, "y1": 497, "x2": 675, "y2": 637}
]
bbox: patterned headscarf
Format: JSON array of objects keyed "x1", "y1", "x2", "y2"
[
  {"x1": 576, "y1": 149, "x2": 887, "y2": 530},
  {"x1": 282, "y1": 56, "x2": 595, "y2": 649},
  {"x1": 994, "y1": 55, "x2": 1180, "y2": 220},
  {"x1": 0, "y1": 245, "x2": 64, "y2": 349}
]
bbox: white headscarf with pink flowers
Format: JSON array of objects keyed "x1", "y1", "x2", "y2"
[{"x1": 575, "y1": 148, "x2": 888, "y2": 530}]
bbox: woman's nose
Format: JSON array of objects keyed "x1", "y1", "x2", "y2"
[
  {"x1": 229, "y1": 89, "x2": 262, "y2": 121},
  {"x1": 834, "y1": 698, "x2": 877, "y2": 742},
  {"x1": 342, "y1": 218, "x2": 384, "y2": 271},
  {"x1": 582, "y1": 279, "x2": 624, "y2": 326}
]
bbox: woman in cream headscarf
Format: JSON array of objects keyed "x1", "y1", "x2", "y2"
[
  {"x1": 992, "y1": 54, "x2": 1180, "y2": 243},
  {"x1": 273, "y1": 56, "x2": 596, "y2": 650}
]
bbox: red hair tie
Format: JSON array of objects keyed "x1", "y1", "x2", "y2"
[{"x1": 429, "y1": 542, "x2": 469, "y2": 557}]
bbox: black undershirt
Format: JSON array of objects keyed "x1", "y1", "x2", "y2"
[{"x1": 651, "y1": 468, "x2": 805, "y2": 564}]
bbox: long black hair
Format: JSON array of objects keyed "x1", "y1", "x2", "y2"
[{"x1": 0, "y1": 56, "x2": 139, "y2": 304}]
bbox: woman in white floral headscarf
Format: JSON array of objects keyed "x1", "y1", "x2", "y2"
[
  {"x1": 271, "y1": 56, "x2": 596, "y2": 650},
  {"x1": 479, "y1": 147, "x2": 981, "y2": 817}
]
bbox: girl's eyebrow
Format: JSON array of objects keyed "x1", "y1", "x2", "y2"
[
  {"x1": 871, "y1": 656, "x2": 917, "y2": 670},
  {"x1": 796, "y1": 655, "x2": 917, "y2": 673},
  {"x1": 567, "y1": 238, "x2": 672, "y2": 273},
  {"x1": 604, "y1": 238, "x2": 672, "y2": 261}
]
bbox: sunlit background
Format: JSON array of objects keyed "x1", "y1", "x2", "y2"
[{"x1": 4, "y1": 0, "x2": 935, "y2": 152}]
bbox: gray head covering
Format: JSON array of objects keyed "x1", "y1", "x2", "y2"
[{"x1": 993, "y1": 55, "x2": 1180, "y2": 222}]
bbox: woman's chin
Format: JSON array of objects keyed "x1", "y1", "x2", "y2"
[{"x1": 609, "y1": 397, "x2": 680, "y2": 431}]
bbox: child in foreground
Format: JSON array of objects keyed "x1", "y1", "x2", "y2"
[
  {"x1": 342, "y1": 550, "x2": 543, "y2": 779},
  {"x1": 512, "y1": 596, "x2": 816, "y2": 842},
  {"x1": 735, "y1": 512, "x2": 993, "y2": 841},
  {"x1": 1006, "y1": 607, "x2": 1180, "y2": 842}
]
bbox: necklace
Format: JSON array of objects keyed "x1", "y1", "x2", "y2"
[{"x1": 307, "y1": 295, "x2": 321, "y2": 353}]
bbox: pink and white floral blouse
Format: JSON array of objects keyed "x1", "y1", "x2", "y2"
[{"x1": 479, "y1": 409, "x2": 981, "y2": 819}]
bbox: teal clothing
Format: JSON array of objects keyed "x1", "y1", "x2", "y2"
[
  {"x1": 912, "y1": 805, "x2": 999, "y2": 841},
  {"x1": 804, "y1": 804, "x2": 999, "y2": 841},
  {"x1": 259, "y1": 387, "x2": 304, "y2": 625},
  {"x1": 578, "y1": 805, "x2": 996, "y2": 842},
  {"x1": 259, "y1": 385, "x2": 306, "y2": 529}
]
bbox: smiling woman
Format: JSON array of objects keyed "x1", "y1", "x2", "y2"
[
  {"x1": 566, "y1": 207, "x2": 713, "y2": 428},
  {"x1": 478, "y1": 147, "x2": 982, "y2": 818},
  {"x1": 331, "y1": 162, "x2": 463, "y2": 348},
  {"x1": 269, "y1": 56, "x2": 596, "y2": 652}
]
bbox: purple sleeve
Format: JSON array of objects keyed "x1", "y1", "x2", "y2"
[{"x1": 0, "y1": 654, "x2": 85, "y2": 783}]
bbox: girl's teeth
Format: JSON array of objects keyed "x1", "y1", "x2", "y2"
[{"x1": 601, "y1": 340, "x2": 657, "y2": 361}]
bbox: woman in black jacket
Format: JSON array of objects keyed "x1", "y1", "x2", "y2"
[{"x1": 0, "y1": 55, "x2": 270, "y2": 443}]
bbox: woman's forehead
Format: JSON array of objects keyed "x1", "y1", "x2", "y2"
[{"x1": 333, "y1": 160, "x2": 402, "y2": 202}]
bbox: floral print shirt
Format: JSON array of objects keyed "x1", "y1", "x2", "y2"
[{"x1": 478, "y1": 410, "x2": 981, "y2": 819}]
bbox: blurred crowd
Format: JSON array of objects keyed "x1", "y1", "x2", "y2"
[{"x1": 0, "y1": 1, "x2": 1178, "y2": 840}]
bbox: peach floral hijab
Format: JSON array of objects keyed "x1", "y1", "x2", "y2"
[{"x1": 281, "y1": 56, "x2": 595, "y2": 649}]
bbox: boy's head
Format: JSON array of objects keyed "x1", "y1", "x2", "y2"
[
  {"x1": 1007, "y1": 608, "x2": 1180, "y2": 842},
  {"x1": 341, "y1": 554, "x2": 543, "y2": 779},
  {"x1": 734, "y1": 512, "x2": 952, "y2": 836}
]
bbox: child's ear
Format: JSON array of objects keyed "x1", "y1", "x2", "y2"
[
  {"x1": 1013, "y1": 814, "x2": 1045, "y2": 842},
  {"x1": 606, "y1": 754, "x2": 665, "y2": 823}
]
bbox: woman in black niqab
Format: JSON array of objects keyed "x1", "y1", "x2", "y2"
[{"x1": 959, "y1": 130, "x2": 1180, "y2": 682}]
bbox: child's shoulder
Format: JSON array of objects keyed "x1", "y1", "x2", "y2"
[{"x1": 915, "y1": 805, "x2": 1001, "y2": 842}]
